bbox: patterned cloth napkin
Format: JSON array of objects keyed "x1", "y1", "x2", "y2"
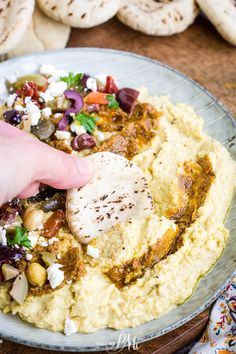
[{"x1": 190, "y1": 273, "x2": 236, "y2": 354}]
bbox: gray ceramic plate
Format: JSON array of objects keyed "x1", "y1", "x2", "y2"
[{"x1": 0, "y1": 48, "x2": 235, "y2": 352}]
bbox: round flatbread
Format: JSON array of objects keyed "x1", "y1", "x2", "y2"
[
  {"x1": 7, "y1": 6, "x2": 70, "y2": 58},
  {"x1": 196, "y1": 0, "x2": 236, "y2": 46},
  {"x1": 66, "y1": 152, "x2": 153, "y2": 244},
  {"x1": 37, "y1": 0, "x2": 121, "y2": 28},
  {"x1": 117, "y1": 0, "x2": 199, "y2": 36},
  {"x1": 0, "y1": 0, "x2": 35, "y2": 55}
]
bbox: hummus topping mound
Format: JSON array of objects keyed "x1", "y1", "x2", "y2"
[
  {"x1": 18, "y1": 246, "x2": 84, "y2": 296},
  {"x1": 94, "y1": 103, "x2": 161, "y2": 159}
]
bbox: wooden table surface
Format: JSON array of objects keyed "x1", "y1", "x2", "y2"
[{"x1": 2, "y1": 15, "x2": 236, "y2": 354}]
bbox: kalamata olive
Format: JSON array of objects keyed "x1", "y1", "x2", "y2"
[
  {"x1": 41, "y1": 193, "x2": 65, "y2": 212},
  {"x1": 116, "y1": 88, "x2": 140, "y2": 114},
  {"x1": 31, "y1": 119, "x2": 55, "y2": 140},
  {"x1": 13, "y1": 75, "x2": 47, "y2": 90},
  {"x1": 3, "y1": 109, "x2": 22, "y2": 125},
  {"x1": 71, "y1": 133, "x2": 96, "y2": 151},
  {"x1": 0, "y1": 202, "x2": 21, "y2": 225}
]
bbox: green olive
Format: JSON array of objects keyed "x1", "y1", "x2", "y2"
[
  {"x1": 13, "y1": 74, "x2": 47, "y2": 89},
  {"x1": 41, "y1": 252, "x2": 56, "y2": 267}
]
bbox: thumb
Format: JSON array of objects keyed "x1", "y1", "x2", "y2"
[{"x1": 35, "y1": 144, "x2": 93, "y2": 189}]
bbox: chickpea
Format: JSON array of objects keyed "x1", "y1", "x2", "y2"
[
  {"x1": 26, "y1": 263, "x2": 47, "y2": 287},
  {"x1": 23, "y1": 206, "x2": 44, "y2": 231}
]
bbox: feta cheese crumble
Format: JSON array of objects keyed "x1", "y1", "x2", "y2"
[
  {"x1": 47, "y1": 81, "x2": 67, "y2": 97},
  {"x1": 94, "y1": 130, "x2": 106, "y2": 142},
  {"x1": 54, "y1": 130, "x2": 71, "y2": 140},
  {"x1": 96, "y1": 73, "x2": 107, "y2": 86},
  {"x1": 48, "y1": 237, "x2": 58, "y2": 245},
  {"x1": 37, "y1": 236, "x2": 48, "y2": 247},
  {"x1": 24, "y1": 96, "x2": 32, "y2": 104},
  {"x1": 0, "y1": 227, "x2": 7, "y2": 246},
  {"x1": 27, "y1": 231, "x2": 38, "y2": 248},
  {"x1": 41, "y1": 107, "x2": 52, "y2": 117},
  {"x1": 86, "y1": 77, "x2": 97, "y2": 92},
  {"x1": 70, "y1": 121, "x2": 86, "y2": 136},
  {"x1": 26, "y1": 254, "x2": 33, "y2": 261},
  {"x1": 64, "y1": 318, "x2": 77, "y2": 336},
  {"x1": 24, "y1": 100, "x2": 41, "y2": 126},
  {"x1": 7, "y1": 93, "x2": 17, "y2": 107},
  {"x1": 47, "y1": 263, "x2": 64, "y2": 289},
  {"x1": 86, "y1": 245, "x2": 100, "y2": 258},
  {"x1": 15, "y1": 104, "x2": 24, "y2": 112},
  {"x1": 39, "y1": 91, "x2": 54, "y2": 103}
]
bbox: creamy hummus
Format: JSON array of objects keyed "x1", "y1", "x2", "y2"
[{"x1": 0, "y1": 90, "x2": 235, "y2": 334}]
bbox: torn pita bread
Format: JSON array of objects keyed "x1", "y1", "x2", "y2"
[
  {"x1": 7, "y1": 6, "x2": 70, "y2": 58},
  {"x1": 37, "y1": 0, "x2": 121, "y2": 28},
  {"x1": 0, "y1": 0, "x2": 35, "y2": 55},
  {"x1": 117, "y1": 0, "x2": 199, "y2": 36},
  {"x1": 66, "y1": 152, "x2": 153, "y2": 244},
  {"x1": 196, "y1": 0, "x2": 236, "y2": 46}
]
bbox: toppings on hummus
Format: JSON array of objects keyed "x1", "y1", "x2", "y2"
[{"x1": 0, "y1": 65, "x2": 235, "y2": 336}]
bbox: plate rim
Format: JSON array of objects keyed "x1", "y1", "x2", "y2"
[{"x1": 0, "y1": 47, "x2": 235, "y2": 352}]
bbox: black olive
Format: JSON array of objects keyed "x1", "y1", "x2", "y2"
[
  {"x1": 41, "y1": 193, "x2": 66, "y2": 212},
  {"x1": 3, "y1": 110, "x2": 22, "y2": 125}
]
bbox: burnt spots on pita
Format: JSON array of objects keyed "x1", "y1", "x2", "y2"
[{"x1": 100, "y1": 195, "x2": 108, "y2": 201}]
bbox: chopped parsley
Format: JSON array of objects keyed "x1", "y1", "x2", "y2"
[
  {"x1": 75, "y1": 113, "x2": 97, "y2": 134},
  {"x1": 8, "y1": 226, "x2": 31, "y2": 249},
  {"x1": 106, "y1": 94, "x2": 119, "y2": 109},
  {"x1": 60, "y1": 72, "x2": 83, "y2": 88}
]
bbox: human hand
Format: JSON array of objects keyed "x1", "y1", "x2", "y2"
[{"x1": 0, "y1": 121, "x2": 93, "y2": 206}]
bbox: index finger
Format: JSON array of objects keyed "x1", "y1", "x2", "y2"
[{"x1": 0, "y1": 121, "x2": 28, "y2": 136}]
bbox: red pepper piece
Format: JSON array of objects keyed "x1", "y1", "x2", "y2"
[{"x1": 105, "y1": 76, "x2": 119, "y2": 94}]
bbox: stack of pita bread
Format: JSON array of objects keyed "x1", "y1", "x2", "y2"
[{"x1": 0, "y1": 0, "x2": 235, "y2": 59}]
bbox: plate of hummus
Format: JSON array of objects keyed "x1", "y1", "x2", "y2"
[{"x1": 0, "y1": 48, "x2": 236, "y2": 351}]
